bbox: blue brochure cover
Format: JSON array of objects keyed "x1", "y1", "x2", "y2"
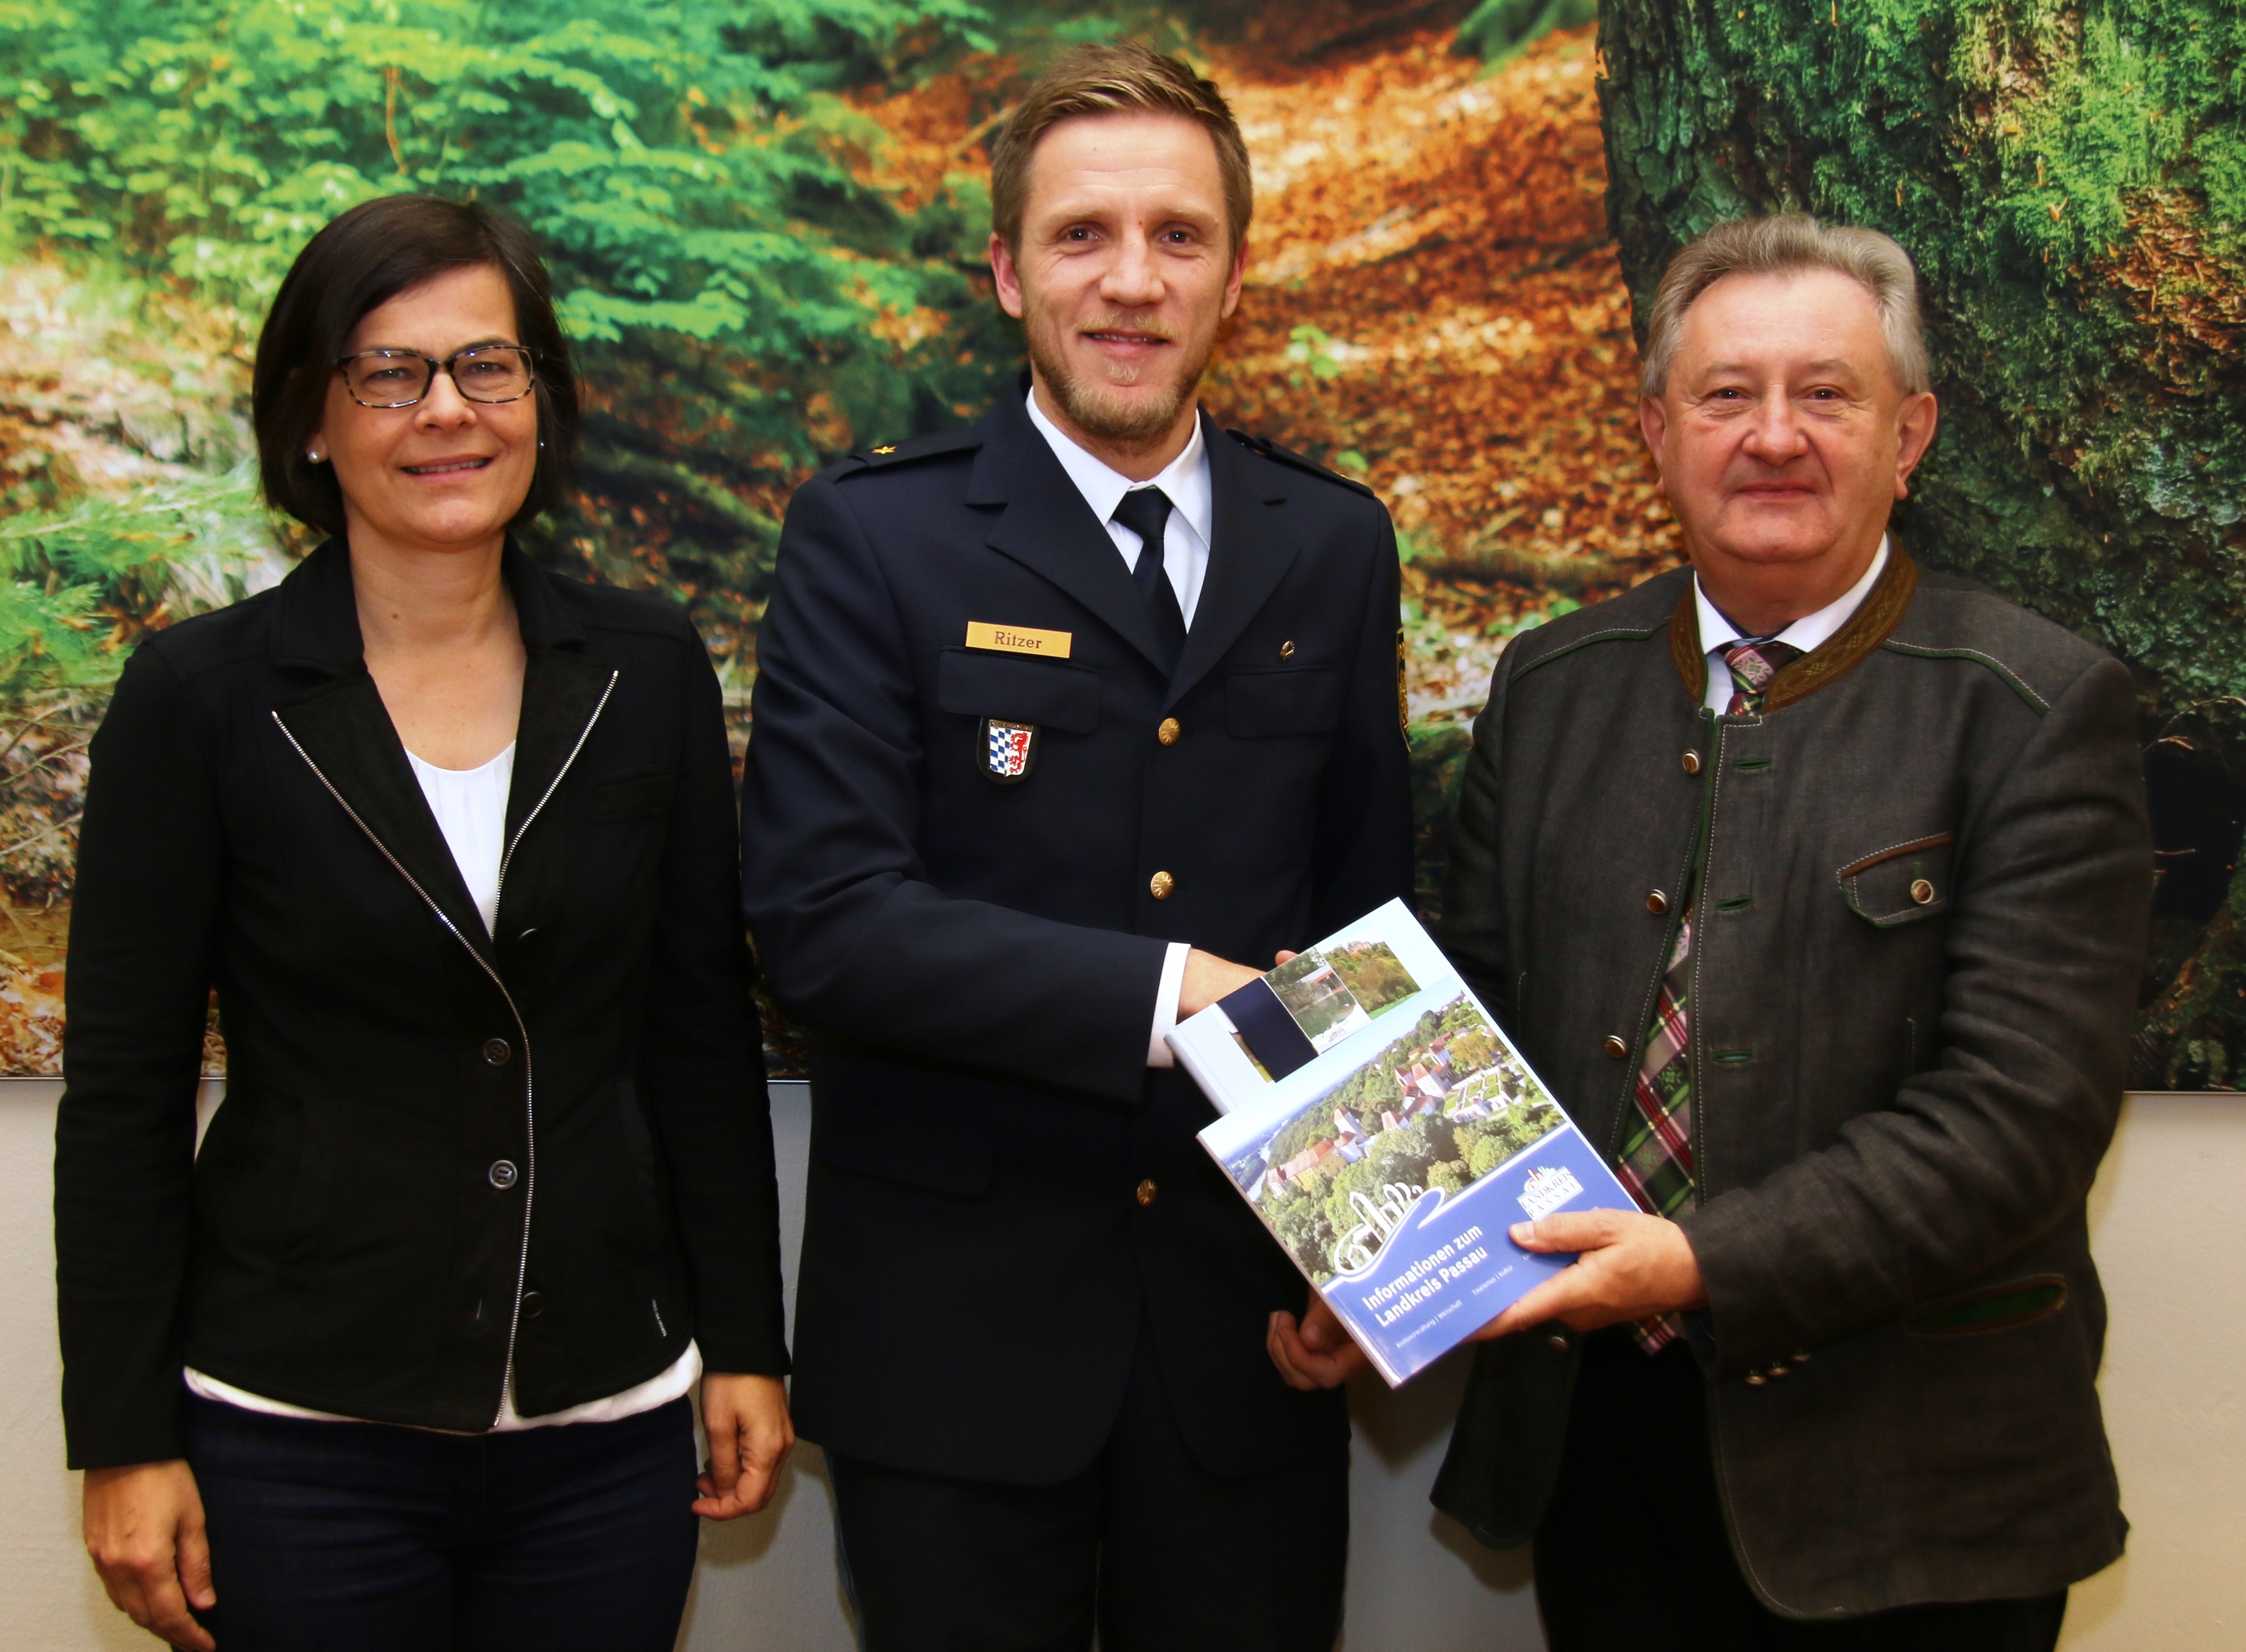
[{"x1": 1176, "y1": 900, "x2": 1638, "y2": 1387}]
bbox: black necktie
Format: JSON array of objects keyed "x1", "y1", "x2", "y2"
[{"x1": 1113, "y1": 486, "x2": 1188, "y2": 675}]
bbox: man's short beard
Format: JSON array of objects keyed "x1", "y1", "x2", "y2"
[{"x1": 1027, "y1": 314, "x2": 1215, "y2": 445}]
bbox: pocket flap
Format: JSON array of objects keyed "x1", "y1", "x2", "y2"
[
  {"x1": 591, "y1": 772, "x2": 677, "y2": 820},
  {"x1": 1227, "y1": 667, "x2": 1343, "y2": 738},
  {"x1": 811, "y1": 1096, "x2": 992, "y2": 1196},
  {"x1": 1907, "y1": 1274, "x2": 2068, "y2": 1335},
  {"x1": 1837, "y1": 832, "x2": 1955, "y2": 927},
  {"x1": 937, "y1": 648, "x2": 1102, "y2": 733}
]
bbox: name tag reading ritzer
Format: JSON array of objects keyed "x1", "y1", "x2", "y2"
[{"x1": 966, "y1": 620, "x2": 1072, "y2": 660}]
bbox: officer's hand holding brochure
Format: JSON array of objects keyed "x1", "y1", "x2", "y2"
[{"x1": 1170, "y1": 900, "x2": 1634, "y2": 1386}]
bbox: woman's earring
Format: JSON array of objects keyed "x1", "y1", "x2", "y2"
[{"x1": 306, "y1": 447, "x2": 325, "y2": 464}]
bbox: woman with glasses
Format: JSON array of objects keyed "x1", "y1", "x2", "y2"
[{"x1": 56, "y1": 194, "x2": 792, "y2": 1651}]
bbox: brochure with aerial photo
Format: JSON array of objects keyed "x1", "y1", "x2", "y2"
[{"x1": 1173, "y1": 900, "x2": 1636, "y2": 1386}]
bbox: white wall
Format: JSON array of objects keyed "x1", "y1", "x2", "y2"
[
  {"x1": 4, "y1": 1085, "x2": 2238, "y2": 1649},
  {"x1": 2058, "y1": 1092, "x2": 2246, "y2": 1648}
]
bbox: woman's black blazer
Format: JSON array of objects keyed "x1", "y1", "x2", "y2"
[{"x1": 55, "y1": 541, "x2": 787, "y2": 1470}]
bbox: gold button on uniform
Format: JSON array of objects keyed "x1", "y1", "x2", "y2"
[
  {"x1": 1910, "y1": 878, "x2": 1935, "y2": 905},
  {"x1": 1135, "y1": 1179, "x2": 1159, "y2": 1207},
  {"x1": 1149, "y1": 871, "x2": 1175, "y2": 901},
  {"x1": 1647, "y1": 889, "x2": 1670, "y2": 915},
  {"x1": 1157, "y1": 717, "x2": 1181, "y2": 746},
  {"x1": 1279, "y1": 640, "x2": 1296, "y2": 659},
  {"x1": 1682, "y1": 751, "x2": 1703, "y2": 775},
  {"x1": 1603, "y1": 1034, "x2": 1630, "y2": 1060}
]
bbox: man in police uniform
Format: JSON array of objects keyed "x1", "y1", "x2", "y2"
[{"x1": 739, "y1": 42, "x2": 1411, "y2": 1652}]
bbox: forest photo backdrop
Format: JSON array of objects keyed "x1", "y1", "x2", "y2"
[{"x1": 1, "y1": 1, "x2": 2238, "y2": 1083}]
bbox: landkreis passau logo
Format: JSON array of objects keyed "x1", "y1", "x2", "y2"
[{"x1": 1517, "y1": 1164, "x2": 1582, "y2": 1221}]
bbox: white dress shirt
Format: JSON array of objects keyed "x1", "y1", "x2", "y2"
[
  {"x1": 185, "y1": 739, "x2": 702, "y2": 1430},
  {"x1": 1025, "y1": 388, "x2": 1213, "y2": 625},
  {"x1": 1694, "y1": 537, "x2": 1889, "y2": 714},
  {"x1": 1024, "y1": 388, "x2": 1213, "y2": 1066}
]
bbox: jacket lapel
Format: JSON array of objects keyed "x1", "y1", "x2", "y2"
[
  {"x1": 968, "y1": 392, "x2": 1170, "y2": 674},
  {"x1": 499, "y1": 550, "x2": 613, "y2": 852},
  {"x1": 267, "y1": 540, "x2": 615, "y2": 962},
  {"x1": 1165, "y1": 414, "x2": 1296, "y2": 709},
  {"x1": 501, "y1": 645, "x2": 616, "y2": 870},
  {"x1": 273, "y1": 673, "x2": 495, "y2": 956}
]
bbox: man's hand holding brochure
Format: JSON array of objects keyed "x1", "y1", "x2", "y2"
[{"x1": 1169, "y1": 900, "x2": 1702, "y2": 1387}]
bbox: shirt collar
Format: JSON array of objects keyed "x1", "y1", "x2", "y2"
[
  {"x1": 1695, "y1": 535, "x2": 1889, "y2": 659},
  {"x1": 1024, "y1": 387, "x2": 1213, "y2": 549}
]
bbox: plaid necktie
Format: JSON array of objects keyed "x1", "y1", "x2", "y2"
[
  {"x1": 1616, "y1": 914, "x2": 1696, "y2": 1351},
  {"x1": 1719, "y1": 635, "x2": 1802, "y2": 714},
  {"x1": 1616, "y1": 636, "x2": 1802, "y2": 1353}
]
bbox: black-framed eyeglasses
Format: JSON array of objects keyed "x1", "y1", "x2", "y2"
[{"x1": 335, "y1": 346, "x2": 537, "y2": 409}]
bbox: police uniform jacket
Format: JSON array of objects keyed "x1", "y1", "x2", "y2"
[
  {"x1": 1430, "y1": 548, "x2": 2152, "y2": 1615},
  {"x1": 740, "y1": 387, "x2": 1413, "y2": 1484},
  {"x1": 55, "y1": 541, "x2": 789, "y2": 1469}
]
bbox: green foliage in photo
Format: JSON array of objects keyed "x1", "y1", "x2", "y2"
[
  {"x1": 1598, "y1": 0, "x2": 2246, "y2": 1086},
  {"x1": 1321, "y1": 939, "x2": 1419, "y2": 1019},
  {"x1": 0, "y1": 466, "x2": 270, "y2": 701},
  {"x1": 2, "y1": 0, "x2": 1013, "y2": 616}
]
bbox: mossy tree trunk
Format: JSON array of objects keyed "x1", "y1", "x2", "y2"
[{"x1": 1598, "y1": 0, "x2": 2246, "y2": 1087}]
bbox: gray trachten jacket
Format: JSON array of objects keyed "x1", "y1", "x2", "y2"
[{"x1": 1430, "y1": 546, "x2": 2152, "y2": 1617}]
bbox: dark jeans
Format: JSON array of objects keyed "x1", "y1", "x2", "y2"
[
  {"x1": 827, "y1": 1322, "x2": 1348, "y2": 1652},
  {"x1": 185, "y1": 1392, "x2": 699, "y2": 1652},
  {"x1": 1534, "y1": 1331, "x2": 2068, "y2": 1651}
]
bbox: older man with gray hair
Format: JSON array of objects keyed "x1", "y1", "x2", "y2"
[{"x1": 1271, "y1": 214, "x2": 2152, "y2": 1649}]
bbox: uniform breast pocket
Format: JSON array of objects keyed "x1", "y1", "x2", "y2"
[
  {"x1": 935, "y1": 648, "x2": 1102, "y2": 732},
  {"x1": 1837, "y1": 832, "x2": 1956, "y2": 927},
  {"x1": 1225, "y1": 668, "x2": 1342, "y2": 738}
]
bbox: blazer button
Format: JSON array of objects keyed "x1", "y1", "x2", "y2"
[
  {"x1": 1910, "y1": 878, "x2": 1936, "y2": 905},
  {"x1": 1280, "y1": 640, "x2": 1296, "y2": 659},
  {"x1": 1157, "y1": 717, "x2": 1181, "y2": 746},
  {"x1": 1150, "y1": 871, "x2": 1176, "y2": 901},
  {"x1": 520, "y1": 1290, "x2": 545, "y2": 1319},
  {"x1": 1647, "y1": 889, "x2": 1670, "y2": 916},
  {"x1": 482, "y1": 1037, "x2": 512, "y2": 1066},
  {"x1": 1603, "y1": 1034, "x2": 1630, "y2": 1060},
  {"x1": 1682, "y1": 751, "x2": 1702, "y2": 775},
  {"x1": 488, "y1": 1159, "x2": 519, "y2": 1190},
  {"x1": 1135, "y1": 1179, "x2": 1159, "y2": 1207}
]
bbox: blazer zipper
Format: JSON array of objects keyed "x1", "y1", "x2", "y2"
[{"x1": 270, "y1": 668, "x2": 617, "y2": 1427}]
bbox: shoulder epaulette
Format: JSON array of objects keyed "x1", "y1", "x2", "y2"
[
  {"x1": 1225, "y1": 429, "x2": 1380, "y2": 500},
  {"x1": 828, "y1": 425, "x2": 984, "y2": 480}
]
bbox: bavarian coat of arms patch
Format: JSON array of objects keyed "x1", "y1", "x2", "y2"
[{"x1": 982, "y1": 718, "x2": 1037, "y2": 784}]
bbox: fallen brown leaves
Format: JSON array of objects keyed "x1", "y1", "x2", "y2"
[
  {"x1": 1203, "y1": 25, "x2": 1681, "y2": 719},
  {"x1": 853, "y1": 24, "x2": 1681, "y2": 727}
]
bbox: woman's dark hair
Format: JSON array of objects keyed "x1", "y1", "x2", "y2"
[{"x1": 252, "y1": 194, "x2": 579, "y2": 537}]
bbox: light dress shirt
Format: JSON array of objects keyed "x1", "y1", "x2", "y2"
[
  {"x1": 1024, "y1": 388, "x2": 1214, "y2": 1067},
  {"x1": 185, "y1": 739, "x2": 703, "y2": 1430},
  {"x1": 1693, "y1": 536, "x2": 1889, "y2": 715}
]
